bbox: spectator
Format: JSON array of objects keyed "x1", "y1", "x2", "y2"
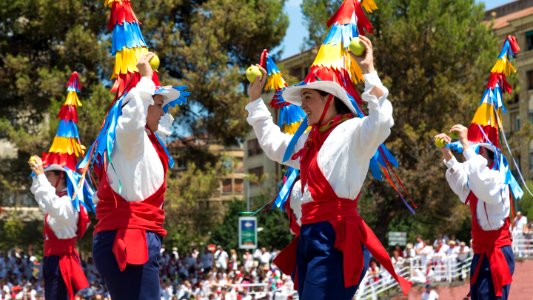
[
  {"x1": 214, "y1": 246, "x2": 229, "y2": 273},
  {"x1": 421, "y1": 284, "x2": 439, "y2": 300},
  {"x1": 391, "y1": 250, "x2": 405, "y2": 267},
  {"x1": 404, "y1": 243, "x2": 415, "y2": 259},
  {"x1": 512, "y1": 211, "x2": 528, "y2": 236},
  {"x1": 200, "y1": 248, "x2": 214, "y2": 274},
  {"x1": 259, "y1": 248, "x2": 271, "y2": 271}
]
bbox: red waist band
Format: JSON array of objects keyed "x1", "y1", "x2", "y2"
[
  {"x1": 44, "y1": 238, "x2": 77, "y2": 256},
  {"x1": 301, "y1": 199, "x2": 358, "y2": 224}
]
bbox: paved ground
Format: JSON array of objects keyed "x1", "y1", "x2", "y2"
[{"x1": 390, "y1": 259, "x2": 533, "y2": 300}]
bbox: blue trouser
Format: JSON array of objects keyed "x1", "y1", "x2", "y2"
[
  {"x1": 43, "y1": 256, "x2": 68, "y2": 300},
  {"x1": 470, "y1": 245, "x2": 514, "y2": 300},
  {"x1": 297, "y1": 221, "x2": 370, "y2": 300},
  {"x1": 93, "y1": 230, "x2": 162, "y2": 300}
]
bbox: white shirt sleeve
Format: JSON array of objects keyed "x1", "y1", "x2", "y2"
[
  {"x1": 30, "y1": 175, "x2": 76, "y2": 221},
  {"x1": 444, "y1": 156, "x2": 469, "y2": 203},
  {"x1": 245, "y1": 98, "x2": 306, "y2": 169},
  {"x1": 30, "y1": 174, "x2": 78, "y2": 239},
  {"x1": 115, "y1": 76, "x2": 156, "y2": 159},
  {"x1": 352, "y1": 71, "x2": 394, "y2": 161},
  {"x1": 462, "y1": 148, "x2": 505, "y2": 205}
]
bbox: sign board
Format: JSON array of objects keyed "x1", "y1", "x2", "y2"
[
  {"x1": 238, "y1": 216, "x2": 257, "y2": 249},
  {"x1": 387, "y1": 231, "x2": 407, "y2": 246}
]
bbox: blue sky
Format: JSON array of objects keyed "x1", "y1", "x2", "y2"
[{"x1": 279, "y1": 0, "x2": 516, "y2": 59}]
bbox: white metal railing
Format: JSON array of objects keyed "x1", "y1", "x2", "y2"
[
  {"x1": 512, "y1": 234, "x2": 533, "y2": 258},
  {"x1": 354, "y1": 255, "x2": 473, "y2": 300},
  {"x1": 355, "y1": 263, "x2": 411, "y2": 300}
]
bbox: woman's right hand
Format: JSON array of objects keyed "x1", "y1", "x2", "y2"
[
  {"x1": 137, "y1": 52, "x2": 155, "y2": 79},
  {"x1": 434, "y1": 133, "x2": 453, "y2": 161},
  {"x1": 247, "y1": 64, "x2": 267, "y2": 102},
  {"x1": 28, "y1": 155, "x2": 44, "y2": 175}
]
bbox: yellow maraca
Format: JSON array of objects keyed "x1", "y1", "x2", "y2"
[{"x1": 434, "y1": 137, "x2": 446, "y2": 148}]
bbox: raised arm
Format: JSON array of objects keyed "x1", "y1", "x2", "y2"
[
  {"x1": 348, "y1": 36, "x2": 394, "y2": 160},
  {"x1": 451, "y1": 124, "x2": 506, "y2": 205},
  {"x1": 435, "y1": 133, "x2": 469, "y2": 203},
  {"x1": 115, "y1": 53, "x2": 156, "y2": 159},
  {"x1": 28, "y1": 156, "x2": 76, "y2": 221},
  {"x1": 246, "y1": 65, "x2": 304, "y2": 168},
  {"x1": 30, "y1": 175, "x2": 77, "y2": 220}
]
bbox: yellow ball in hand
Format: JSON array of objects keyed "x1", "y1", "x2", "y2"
[
  {"x1": 149, "y1": 54, "x2": 160, "y2": 71},
  {"x1": 246, "y1": 66, "x2": 262, "y2": 83},
  {"x1": 349, "y1": 37, "x2": 366, "y2": 56},
  {"x1": 435, "y1": 137, "x2": 446, "y2": 148}
]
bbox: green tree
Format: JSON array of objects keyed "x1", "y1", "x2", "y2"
[{"x1": 302, "y1": 0, "x2": 499, "y2": 239}]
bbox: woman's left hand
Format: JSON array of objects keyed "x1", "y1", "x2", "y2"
[{"x1": 349, "y1": 35, "x2": 375, "y2": 74}]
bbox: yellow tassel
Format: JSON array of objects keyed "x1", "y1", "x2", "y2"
[
  {"x1": 348, "y1": 54, "x2": 364, "y2": 83},
  {"x1": 504, "y1": 61, "x2": 516, "y2": 76},
  {"x1": 112, "y1": 47, "x2": 148, "y2": 78},
  {"x1": 65, "y1": 92, "x2": 82, "y2": 107},
  {"x1": 265, "y1": 73, "x2": 287, "y2": 91},
  {"x1": 471, "y1": 103, "x2": 501, "y2": 127},
  {"x1": 312, "y1": 45, "x2": 364, "y2": 83},
  {"x1": 362, "y1": 0, "x2": 378, "y2": 13},
  {"x1": 491, "y1": 58, "x2": 506, "y2": 74},
  {"x1": 312, "y1": 44, "x2": 345, "y2": 67},
  {"x1": 49, "y1": 137, "x2": 84, "y2": 156},
  {"x1": 491, "y1": 58, "x2": 516, "y2": 76},
  {"x1": 282, "y1": 122, "x2": 303, "y2": 135}
]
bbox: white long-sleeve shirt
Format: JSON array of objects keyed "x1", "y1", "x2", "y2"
[
  {"x1": 246, "y1": 72, "x2": 394, "y2": 224},
  {"x1": 106, "y1": 76, "x2": 165, "y2": 202},
  {"x1": 30, "y1": 174, "x2": 78, "y2": 239},
  {"x1": 444, "y1": 148, "x2": 510, "y2": 231}
]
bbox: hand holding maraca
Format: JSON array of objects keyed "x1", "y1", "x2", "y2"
[{"x1": 28, "y1": 155, "x2": 44, "y2": 175}]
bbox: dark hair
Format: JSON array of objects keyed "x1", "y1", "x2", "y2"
[
  {"x1": 317, "y1": 90, "x2": 352, "y2": 115},
  {"x1": 49, "y1": 170, "x2": 63, "y2": 176},
  {"x1": 487, "y1": 149, "x2": 495, "y2": 161}
]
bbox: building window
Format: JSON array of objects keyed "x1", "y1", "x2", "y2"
[
  {"x1": 235, "y1": 178, "x2": 244, "y2": 193},
  {"x1": 247, "y1": 139, "x2": 262, "y2": 157},
  {"x1": 510, "y1": 111, "x2": 520, "y2": 132},
  {"x1": 222, "y1": 178, "x2": 232, "y2": 194},
  {"x1": 527, "y1": 31, "x2": 533, "y2": 51},
  {"x1": 248, "y1": 166, "x2": 264, "y2": 186},
  {"x1": 529, "y1": 151, "x2": 533, "y2": 171},
  {"x1": 529, "y1": 112, "x2": 533, "y2": 124},
  {"x1": 528, "y1": 70, "x2": 533, "y2": 90}
]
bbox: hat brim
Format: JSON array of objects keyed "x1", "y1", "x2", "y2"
[
  {"x1": 44, "y1": 164, "x2": 66, "y2": 172},
  {"x1": 282, "y1": 81, "x2": 357, "y2": 115},
  {"x1": 154, "y1": 87, "x2": 181, "y2": 108}
]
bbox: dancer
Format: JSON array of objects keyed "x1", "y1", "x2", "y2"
[
  {"x1": 92, "y1": 53, "x2": 187, "y2": 299},
  {"x1": 247, "y1": 36, "x2": 410, "y2": 299},
  {"x1": 436, "y1": 125, "x2": 514, "y2": 299},
  {"x1": 28, "y1": 72, "x2": 92, "y2": 300}
]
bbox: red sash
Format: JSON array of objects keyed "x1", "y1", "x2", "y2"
[
  {"x1": 274, "y1": 115, "x2": 411, "y2": 295},
  {"x1": 94, "y1": 129, "x2": 168, "y2": 271},
  {"x1": 43, "y1": 205, "x2": 90, "y2": 300},
  {"x1": 466, "y1": 192, "x2": 512, "y2": 297}
]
